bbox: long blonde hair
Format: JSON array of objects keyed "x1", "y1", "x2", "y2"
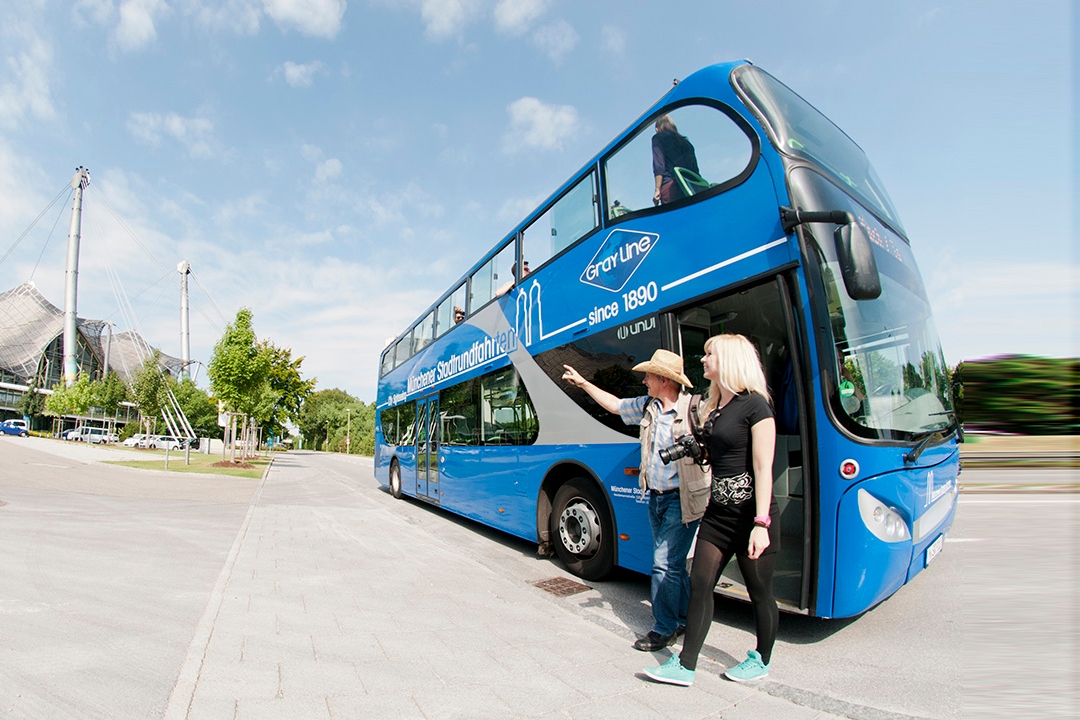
[{"x1": 702, "y1": 334, "x2": 771, "y2": 412}]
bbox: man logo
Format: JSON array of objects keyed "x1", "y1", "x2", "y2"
[{"x1": 580, "y1": 229, "x2": 659, "y2": 292}]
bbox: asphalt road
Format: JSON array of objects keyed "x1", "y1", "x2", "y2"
[{"x1": 0, "y1": 438, "x2": 1074, "y2": 719}]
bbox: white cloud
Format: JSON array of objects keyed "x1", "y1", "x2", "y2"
[
  {"x1": 315, "y1": 158, "x2": 343, "y2": 182},
  {"x1": 0, "y1": 24, "x2": 56, "y2": 130},
  {"x1": 493, "y1": 0, "x2": 546, "y2": 35},
  {"x1": 530, "y1": 18, "x2": 577, "y2": 63},
  {"x1": 501, "y1": 96, "x2": 578, "y2": 153},
  {"x1": 127, "y1": 111, "x2": 217, "y2": 158},
  {"x1": 184, "y1": 0, "x2": 263, "y2": 35},
  {"x1": 419, "y1": 0, "x2": 482, "y2": 40},
  {"x1": 113, "y1": 0, "x2": 169, "y2": 53},
  {"x1": 263, "y1": 0, "x2": 346, "y2": 38},
  {"x1": 600, "y1": 24, "x2": 625, "y2": 56},
  {"x1": 280, "y1": 60, "x2": 328, "y2": 87}
]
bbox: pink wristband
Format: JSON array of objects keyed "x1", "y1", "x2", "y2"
[{"x1": 753, "y1": 515, "x2": 771, "y2": 528}]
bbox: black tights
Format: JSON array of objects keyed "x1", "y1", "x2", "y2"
[{"x1": 678, "y1": 539, "x2": 778, "y2": 670}]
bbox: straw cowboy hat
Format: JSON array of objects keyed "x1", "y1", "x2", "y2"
[{"x1": 632, "y1": 349, "x2": 692, "y2": 388}]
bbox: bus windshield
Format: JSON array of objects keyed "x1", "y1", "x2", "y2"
[
  {"x1": 734, "y1": 65, "x2": 905, "y2": 234},
  {"x1": 794, "y1": 167, "x2": 955, "y2": 440}
]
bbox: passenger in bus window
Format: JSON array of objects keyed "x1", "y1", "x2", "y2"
[
  {"x1": 454, "y1": 306, "x2": 465, "y2": 324},
  {"x1": 653, "y1": 114, "x2": 699, "y2": 205},
  {"x1": 562, "y1": 349, "x2": 711, "y2": 652},
  {"x1": 495, "y1": 260, "x2": 532, "y2": 298},
  {"x1": 643, "y1": 334, "x2": 779, "y2": 687}
]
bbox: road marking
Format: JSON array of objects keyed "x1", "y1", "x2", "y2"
[{"x1": 960, "y1": 497, "x2": 1080, "y2": 504}]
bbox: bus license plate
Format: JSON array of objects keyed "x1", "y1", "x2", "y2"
[{"x1": 925, "y1": 535, "x2": 944, "y2": 567}]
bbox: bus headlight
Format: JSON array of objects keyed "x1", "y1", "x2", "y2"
[{"x1": 857, "y1": 489, "x2": 910, "y2": 543}]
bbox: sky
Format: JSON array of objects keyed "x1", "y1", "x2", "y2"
[{"x1": 0, "y1": 0, "x2": 1075, "y2": 402}]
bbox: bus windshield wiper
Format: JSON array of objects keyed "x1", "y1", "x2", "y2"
[{"x1": 904, "y1": 430, "x2": 946, "y2": 465}]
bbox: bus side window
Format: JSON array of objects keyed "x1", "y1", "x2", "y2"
[
  {"x1": 522, "y1": 172, "x2": 599, "y2": 272},
  {"x1": 602, "y1": 103, "x2": 754, "y2": 220}
]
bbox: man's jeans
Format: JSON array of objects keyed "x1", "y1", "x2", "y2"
[{"x1": 648, "y1": 491, "x2": 699, "y2": 636}]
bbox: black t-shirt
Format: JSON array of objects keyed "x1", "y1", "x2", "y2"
[{"x1": 702, "y1": 392, "x2": 774, "y2": 478}]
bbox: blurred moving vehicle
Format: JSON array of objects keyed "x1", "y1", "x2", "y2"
[{"x1": 0, "y1": 421, "x2": 29, "y2": 437}]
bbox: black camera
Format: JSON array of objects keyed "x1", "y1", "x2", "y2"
[{"x1": 658, "y1": 433, "x2": 704, "y2": 465}]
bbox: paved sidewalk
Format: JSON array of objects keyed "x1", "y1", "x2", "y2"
[{"x1": 160, "y1": 452, "x2": 852, "y2": 720}]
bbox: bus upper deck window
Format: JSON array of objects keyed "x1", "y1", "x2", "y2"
[{"x1": 602, "y1": 103, "x2": 754, "y2": 220}]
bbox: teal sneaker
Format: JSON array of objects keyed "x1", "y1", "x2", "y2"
[
  {"x1": 643, "y1": 655, "x2": 695, "y2": 686},
  {"x1": 724, "y1": 650, "x2": 770, "y2": 682}
]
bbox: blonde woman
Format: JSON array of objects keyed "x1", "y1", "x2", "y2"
[{"x1": 643, "y1": 334, "x2": 779, "y2": 686}]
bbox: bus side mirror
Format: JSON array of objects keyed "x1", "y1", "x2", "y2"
[
  {"x1": 834, "y1": 222, "x2": 881, "y2": 300},
  {"x1": 780, "y1": 205, "x2": 882, "y2": 300}
]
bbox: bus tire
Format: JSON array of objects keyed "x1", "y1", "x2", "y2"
[
  {"x1": 550, "y1": 478, "x2": 614, "y2": 581},
  {"x1": 389, "y1": 461, "x2": 403, "y2": 499}
]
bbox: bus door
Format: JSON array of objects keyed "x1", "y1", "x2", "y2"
[
  {"x1": 668, "y1": 276, "x2": 809, "y2": 611},
  {"x1": 414, "y1": 395, "x2": 441, "y2": 504}
]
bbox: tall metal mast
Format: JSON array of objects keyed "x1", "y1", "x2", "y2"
[
  {"x1": 178, "y1": 260, "x2": 191, "y2": 380},
  {"x1": 62, "y1": 167, "x2": 90, "y2": 387}
]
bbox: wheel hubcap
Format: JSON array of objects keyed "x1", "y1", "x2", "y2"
[{"x1": 558, "y1": 499, "x2": 601, "y2": 556}]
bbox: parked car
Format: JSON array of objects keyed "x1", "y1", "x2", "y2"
[
  {"x1": 122, "y1": 433, "x2": 149, "y2": 447},
  {"x1": 86, "y1": 428, "x2": 118, "y2": 444},
  {"x1": 63, "y1": 427, "x2": 87, "y2": 441},
  {"x1": 0, "y1": 421, "x2": 28, "y2": 437},
  {"x1": 154, "y1": 435, "x2": 183, "y2": 451}
]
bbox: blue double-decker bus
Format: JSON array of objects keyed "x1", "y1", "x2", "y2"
[{"x1": 374, "y1": 62, "x2": 958, "y2": 618}]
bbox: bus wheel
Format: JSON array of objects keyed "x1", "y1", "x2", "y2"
[
  {"x1": 389, "y1": 462, "x2": 403, "y2": 499},
  {"x1": 550, "y1": 478, "x2": 613, "y2": 581}
]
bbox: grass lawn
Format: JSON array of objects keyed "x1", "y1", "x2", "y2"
[{"x1": 107, "y1": 450, "x2": 272, "y2": 479}]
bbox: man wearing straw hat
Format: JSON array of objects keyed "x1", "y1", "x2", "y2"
[{"x1": 562, "y1": 349, "x2": 710, "y2": 651}]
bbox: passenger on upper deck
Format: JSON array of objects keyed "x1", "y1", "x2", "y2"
[{"x1": 652, "y1": 114, "x2": 699, "y2": 205}]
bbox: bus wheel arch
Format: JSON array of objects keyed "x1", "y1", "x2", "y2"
[
  {"x1": 389, "y1": 458, "x2": 403, "y2": 499},
  {"x1": 541, "y1": 466, "x2": 616, "y2": 581}
]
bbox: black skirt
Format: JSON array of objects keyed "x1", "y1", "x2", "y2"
[{"x1": 697, "y1": 496, "x2": 780, "y2": 557}]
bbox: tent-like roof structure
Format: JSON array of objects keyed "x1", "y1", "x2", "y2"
[{"x1": 0, "y1": 281, "x2": 183, "y2": 387}]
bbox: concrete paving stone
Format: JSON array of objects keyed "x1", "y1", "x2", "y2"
[
  {"x1": 245, "y1": 592, "x2": 307, "y2": 616},
  {"x1": 190, "y1": 662, "x2": 281, "y2": 700},
  {"x1": 430, "y1": 625, "x2": 516, "y2": 654},
  {"x1": 515, "y1": 634, "x2": 622, "y2": 672},
  {"x1": 311, "y1": 632, "x2": 388, "y2": 663},
  {"x1": 208, "y1": 607, "x2": 276, "y2": 635},
  {"x1": 201, "y1": 630, "x2": 246, "y2": 665},
  {"x1": 373, "y1": 629, "x2": 454, "y2": 660},
  {"x1": 421, "y1": 647, "x2": 521, "y2": 686},
  {"x1": 334, "y1": 608, "x2": 402, "y2": 634},
  {"x1": 562, "y1": 692, "x2": 671, "y2": 720},
  {"x1": 277, "y1": 658, "x2": 365, "y2": 698},
  {"x1": 550, "y1": 658, "x2": 644, "y2": 699},
  {"x1": 241, "y1": 632, "x2": 318, "y2": 662},
  {"x1": 714, "y1": 690, "x2": 823, "y2": 720},
  {"x1": 485, "y1": 643, "x2": 553, "y2": 677},
  {"x1": 234, "y1": 696, "x2": 333, "y2": 720},
  {"x1": 184, "y1": 695, "x2": 238, "y2": 720},
  {"x1": 410, "y1": 684, "x2": 518, "y2": 720},
  {"x1": 326, "y1": 692, "x2": 426, "y2": 719},
  {"x1": 276, "y1": 609, "x2": 346, "y2": 635},
  {"x1": 489, "y1": 673, "x2": 591, "y2": 717},
  {"x1": 353, "y1": 655, "x2": 442, "y2": 695}
]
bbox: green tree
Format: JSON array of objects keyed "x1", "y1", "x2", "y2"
[
  {"x1": 257, "y1": 340, "x2": 316, "y2": 440},
  {"x1": 91, "y1": 371, "x2": 129, "y2": 415},
  {"x1": 130, "y1": 351, "x2": 170, "y2": 433},
  {"x1": 954, "y1": 355, "x2": 1078, "y2": 434},
  {"x1": 298, "y1": 388, "x2": 375, "y2": 453},
  {"x1": 208, "y1": 308, "x2": 270, "y2": 416},
  {"x1": 44, "y1": 373, "x2": 93, "y2": 417},
  {"x1": 171, "y1": 378, "x2": 220, "y2": 438},
  {"x1": 18, "y1": 377, "x2": 45, "y2": 426}
]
